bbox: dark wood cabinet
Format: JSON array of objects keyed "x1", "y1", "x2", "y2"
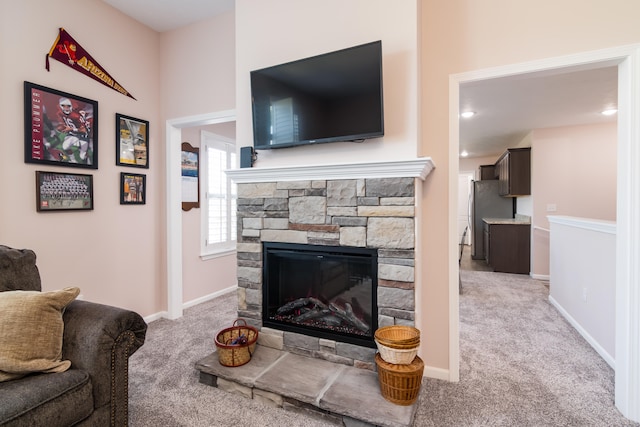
[
  {"x1": 484, "y1": 221, "x2": 530, "y2": 274},
  {"x1": 479, "y1": 164, "x2": 497, "y2": 180},
  {"x1": 495, "y1": 148, "x2": 531, "y2": 196}
]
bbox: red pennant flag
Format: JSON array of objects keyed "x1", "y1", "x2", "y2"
[{"x1": 46, "y1": 28, "x2": 136, "y2": 100}]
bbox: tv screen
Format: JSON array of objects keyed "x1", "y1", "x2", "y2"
[{"x1": 250, "y1": 41, "x2": 384, "y2": 150}]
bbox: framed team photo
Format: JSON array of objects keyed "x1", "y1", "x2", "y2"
[
  {"x1": 24, "y1": 82, "x2": 98, "y2": 169},
  {"x1": 36, "y1": 171, "x2": 94, "y2": 212},
  {"x1": 120, "y1": 172, "x2": 146, "y2": 205},
  {"x1": 116, "y1": 113, "x2": 149, "y2": 168}
]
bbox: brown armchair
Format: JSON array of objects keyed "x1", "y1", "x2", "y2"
[{"x1": 0, "y1": 245, "x2": 147, "y2": 426}]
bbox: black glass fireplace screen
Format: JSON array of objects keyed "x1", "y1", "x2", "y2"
[{"x1": 262, "y1": 242, "x2": 377, "y2": 347}]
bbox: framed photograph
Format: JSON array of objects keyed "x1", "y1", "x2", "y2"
[
  {"x1": 120, "y1": 173, "x2": 146, "y2": 205},
  {"x1": 181, "y1": 142, "x2": 199, "y2": 211},
  {"x1": 24, "y1": 81, "x2": 98, "y2": 169},
  {"x1": 116, "y1": 113, "x2": 149, "y2": 168},
  {"x1": 36, "y1": 171, "x2": 93, "y2": 212}
]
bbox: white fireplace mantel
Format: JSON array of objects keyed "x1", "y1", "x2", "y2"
[{"x1": 225, "y1": 157, "x2": 435, "y2": 183}]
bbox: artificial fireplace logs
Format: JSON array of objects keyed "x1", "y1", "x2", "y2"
[{"x1": 275, "y1": 296, "x2": 370, "y2": 335}]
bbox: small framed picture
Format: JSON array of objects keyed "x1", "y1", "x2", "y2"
[
  {"x1": 116, "y1": 113, "x2": 149, "y2": 168},
  {"x1": 36, "y1": 171, "x2": 94, "y2": 212},
  {"x1": 181, "y1": 142, "x2": 199, "y2": 211},
  {"x1": 24, "y1": 82, "x2": 98, "y2": 169},
  {"x1": 120, "y1": 172, "x2": 146, "y2": 205}
]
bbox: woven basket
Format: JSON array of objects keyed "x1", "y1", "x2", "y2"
[
  {"x1": 375, "y1": 353, "x2": 424, "y2": 406},
  {"x1": 375, "y1": 339, "x2": 419, "y2": 364},
  {"x1": 374, "y1": 326, "x2": 420, "y2": 348},
  {"x1": 214, "y1": 319, "x2": 258, "y2": 367}
]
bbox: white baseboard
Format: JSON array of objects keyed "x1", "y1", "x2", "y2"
[
  {"x1": 143, "y1": 311, "x2": 167, "y2": 324},
  {"x1": 423, "y1": 365, "x2": 451, "y2": 381},
  {"x1": 183, "y1": 286, "x2": 237, "y2": 309},
  {"x1": 548, "y1": 295, "x2": 615, "y2": 369},
  {"x1": 530, "y1": 273, "x2": 550, "y2": 281},
  {"x1": 143, "y1": 286, "x2": 237, "y2": 324}
]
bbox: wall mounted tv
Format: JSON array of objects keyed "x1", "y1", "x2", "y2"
[{"x1": 250, "y1": 40, "x2": 384, "y2": 150}]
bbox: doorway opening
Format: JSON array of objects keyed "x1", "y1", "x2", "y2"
[{"x1": 449, "y1": 47, "x2": 640, "y2": 421}]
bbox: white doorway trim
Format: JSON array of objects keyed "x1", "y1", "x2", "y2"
[
  {"x1": 449, "y1": 44, "x2": 640, "y2": 421},
  {"x1": 165, "y1": 110, "x2": 236, "y2": 320}
]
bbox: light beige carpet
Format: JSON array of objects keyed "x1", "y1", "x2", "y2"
[{"x1": 128, "y1": 271, "x2": 638, "y2": 426}]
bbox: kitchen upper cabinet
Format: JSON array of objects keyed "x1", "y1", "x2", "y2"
[
  {"x1": 479, "y1": 164, "x2": 497, "y2": 180},
  {"x1": 495, "y1": 147, "x2": 531, "y2": 197}
]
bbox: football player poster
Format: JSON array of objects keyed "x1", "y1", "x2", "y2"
[{"x1": 24, "y1": 81, "x2": 98, "y2": 169}]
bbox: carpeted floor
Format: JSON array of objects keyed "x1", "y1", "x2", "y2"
[{"x1": 128, "y1": 271, "x2": 638, "y2": 426}]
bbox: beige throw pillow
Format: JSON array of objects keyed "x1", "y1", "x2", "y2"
[{"x1": 0, "y1": 287, "x2": 80, "y2": 382}]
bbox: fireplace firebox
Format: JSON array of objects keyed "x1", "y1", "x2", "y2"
[{"x1": 262, "y1": 242, "x2": 378, "y2": 348}]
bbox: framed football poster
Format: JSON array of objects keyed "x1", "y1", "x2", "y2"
[{"x1": 24, "y1": 82, "x2": 98, "y2": 169}]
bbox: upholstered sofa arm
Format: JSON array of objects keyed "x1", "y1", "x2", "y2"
[{"x1": 62, "y1": 300, "x2": 147, "y2": 426}]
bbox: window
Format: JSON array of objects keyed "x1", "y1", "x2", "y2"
[{"x1": 201, "y1": 131, "x2": 236, "y2": 257}]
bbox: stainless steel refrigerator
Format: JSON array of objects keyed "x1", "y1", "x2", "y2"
[{"x1": 470, "y1": 180, "x2": 514, "y2": 260}]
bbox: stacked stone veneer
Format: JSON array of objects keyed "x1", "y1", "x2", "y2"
[{"x1": 236, "y1": 177, "x2": 416, "y2": 370}]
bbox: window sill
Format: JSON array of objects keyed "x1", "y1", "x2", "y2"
[{"x1": 200, "y1": 247, "x2": 237, "y2": 261}]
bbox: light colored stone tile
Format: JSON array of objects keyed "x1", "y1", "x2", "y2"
[
  {"x1": 320, "y1": 365, "x2": 415, "y2": 426},
  {"x1": 237, "y1": 287, "x2": 246, "y2": 310},
  {"x1": 260, "y1": 229, "x2": 308, "y2": 243},
  {"x1": 237, "y1": 182, "x2": 278, "y2": 198},
  {"x1": 289, "y1": 196, "x2": 327, "y2": 224},
  {"x1": 245, "y1": 288, "x2": 261, "y2": 306},
  {"x1": 367, "y1": 217, "x2": 414, "y2": 249},
  {"x1": 319, "y1": 338, "x2": 336, "y2": 350},
  {"x1": 263, "y1": 218, "x2": 289, "y2": 229},
  {"x1": 242, "y1": 229, "x2": 261, "y2": 238},
  {"x1": 356, "y1": 179, "x2": 366, "y2": 197},
  {"x1": 340, "y1": 227, "x2": 366, "y2": 247},
  {"x1": 237, "y1": 266, "x2": 261, "y2": 283},
  {"x1": 380, "y1": 197, "x2": 415, "y2": 206},
  {"x1": 237, "y1": 242, "x2": 261, "y2": 253},
  {"x1": 379, "y1": 263, "x2": 415, "y2": 282},
  {"x1": 365, "y1": 178, "x2": 414, "y2": 197},
  {"x1": 258, "y1": 332, "x2": 284, "y2": 350},
  {"x1": 254, "y1": 353, "x2": 341, "y2": 405},
  {"x1": 378, "y1": 287, "x2": 415, "y2": 311},
  {"x1": 217, "y1": 377, "x2": 253, "y2": 399},
  {"x1": 327, "y1": 180, "x2": 357, "y2": 206},
  {"x1": 327, "y1": 206, "x2": 358, "y2": 216},
  {"x1": 357, "y1": 205, "x2": 414, "y2": 217},
  {"x1": 243, "y1": 217, "x2": 263, "y2": 229},
  {"x1": 308, "y1": 231, "x2": 339, "y2": 240},
  {"x1": 253, "y1": 388, "x2": 283, "y2": 407}
]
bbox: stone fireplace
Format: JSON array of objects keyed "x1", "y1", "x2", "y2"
[{"x1": 228, "y1": 159, "x2": 434, "y2": 369}]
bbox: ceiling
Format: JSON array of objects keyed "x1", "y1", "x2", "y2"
[
  {"x1": 459, "y1": 64, "x2": 618, "y2": 159},
  {"x1": 101, "y1": 0, "x2": 234, "y2": 32},
  {"x1": 101, "y1": 0, "x2": 619, "y2": 159}
]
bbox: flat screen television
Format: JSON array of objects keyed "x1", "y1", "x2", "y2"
[{"x1": 250, "y1": 41, "x2": 384, "y2": 150}]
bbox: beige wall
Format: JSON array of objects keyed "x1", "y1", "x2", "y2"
[
  {"x1": 160, "y1": 12, "x2": 235, "y2": 119},
  {"x1": 421, "y1": 1, "x2": 640, "y2": 372},
  {"x1": 459, "y1": 155, "x2": 500, "y2": 179},
  {"x1": 235, "y1": 0, "x2": 420, "y2": 167},
  {"x1": 0, "y1": 0, "x2": 162, "y2": 316},
  {"x1": 531, "y1": 123, "x2": 617, "y2": 277},
  {"x1": 0, "y1": 2, "x2": 237, "y2": 318},
  {"x1": 180, "y1": 123, "x2": 237, "y2": 304},
  {"x1": 160, "y1": 12, "x2": 238, "y2": 307}
]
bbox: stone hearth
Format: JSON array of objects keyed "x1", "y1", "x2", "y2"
[{"x1": 227, "y1": 159, "x2": 434, "y2": 369}]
